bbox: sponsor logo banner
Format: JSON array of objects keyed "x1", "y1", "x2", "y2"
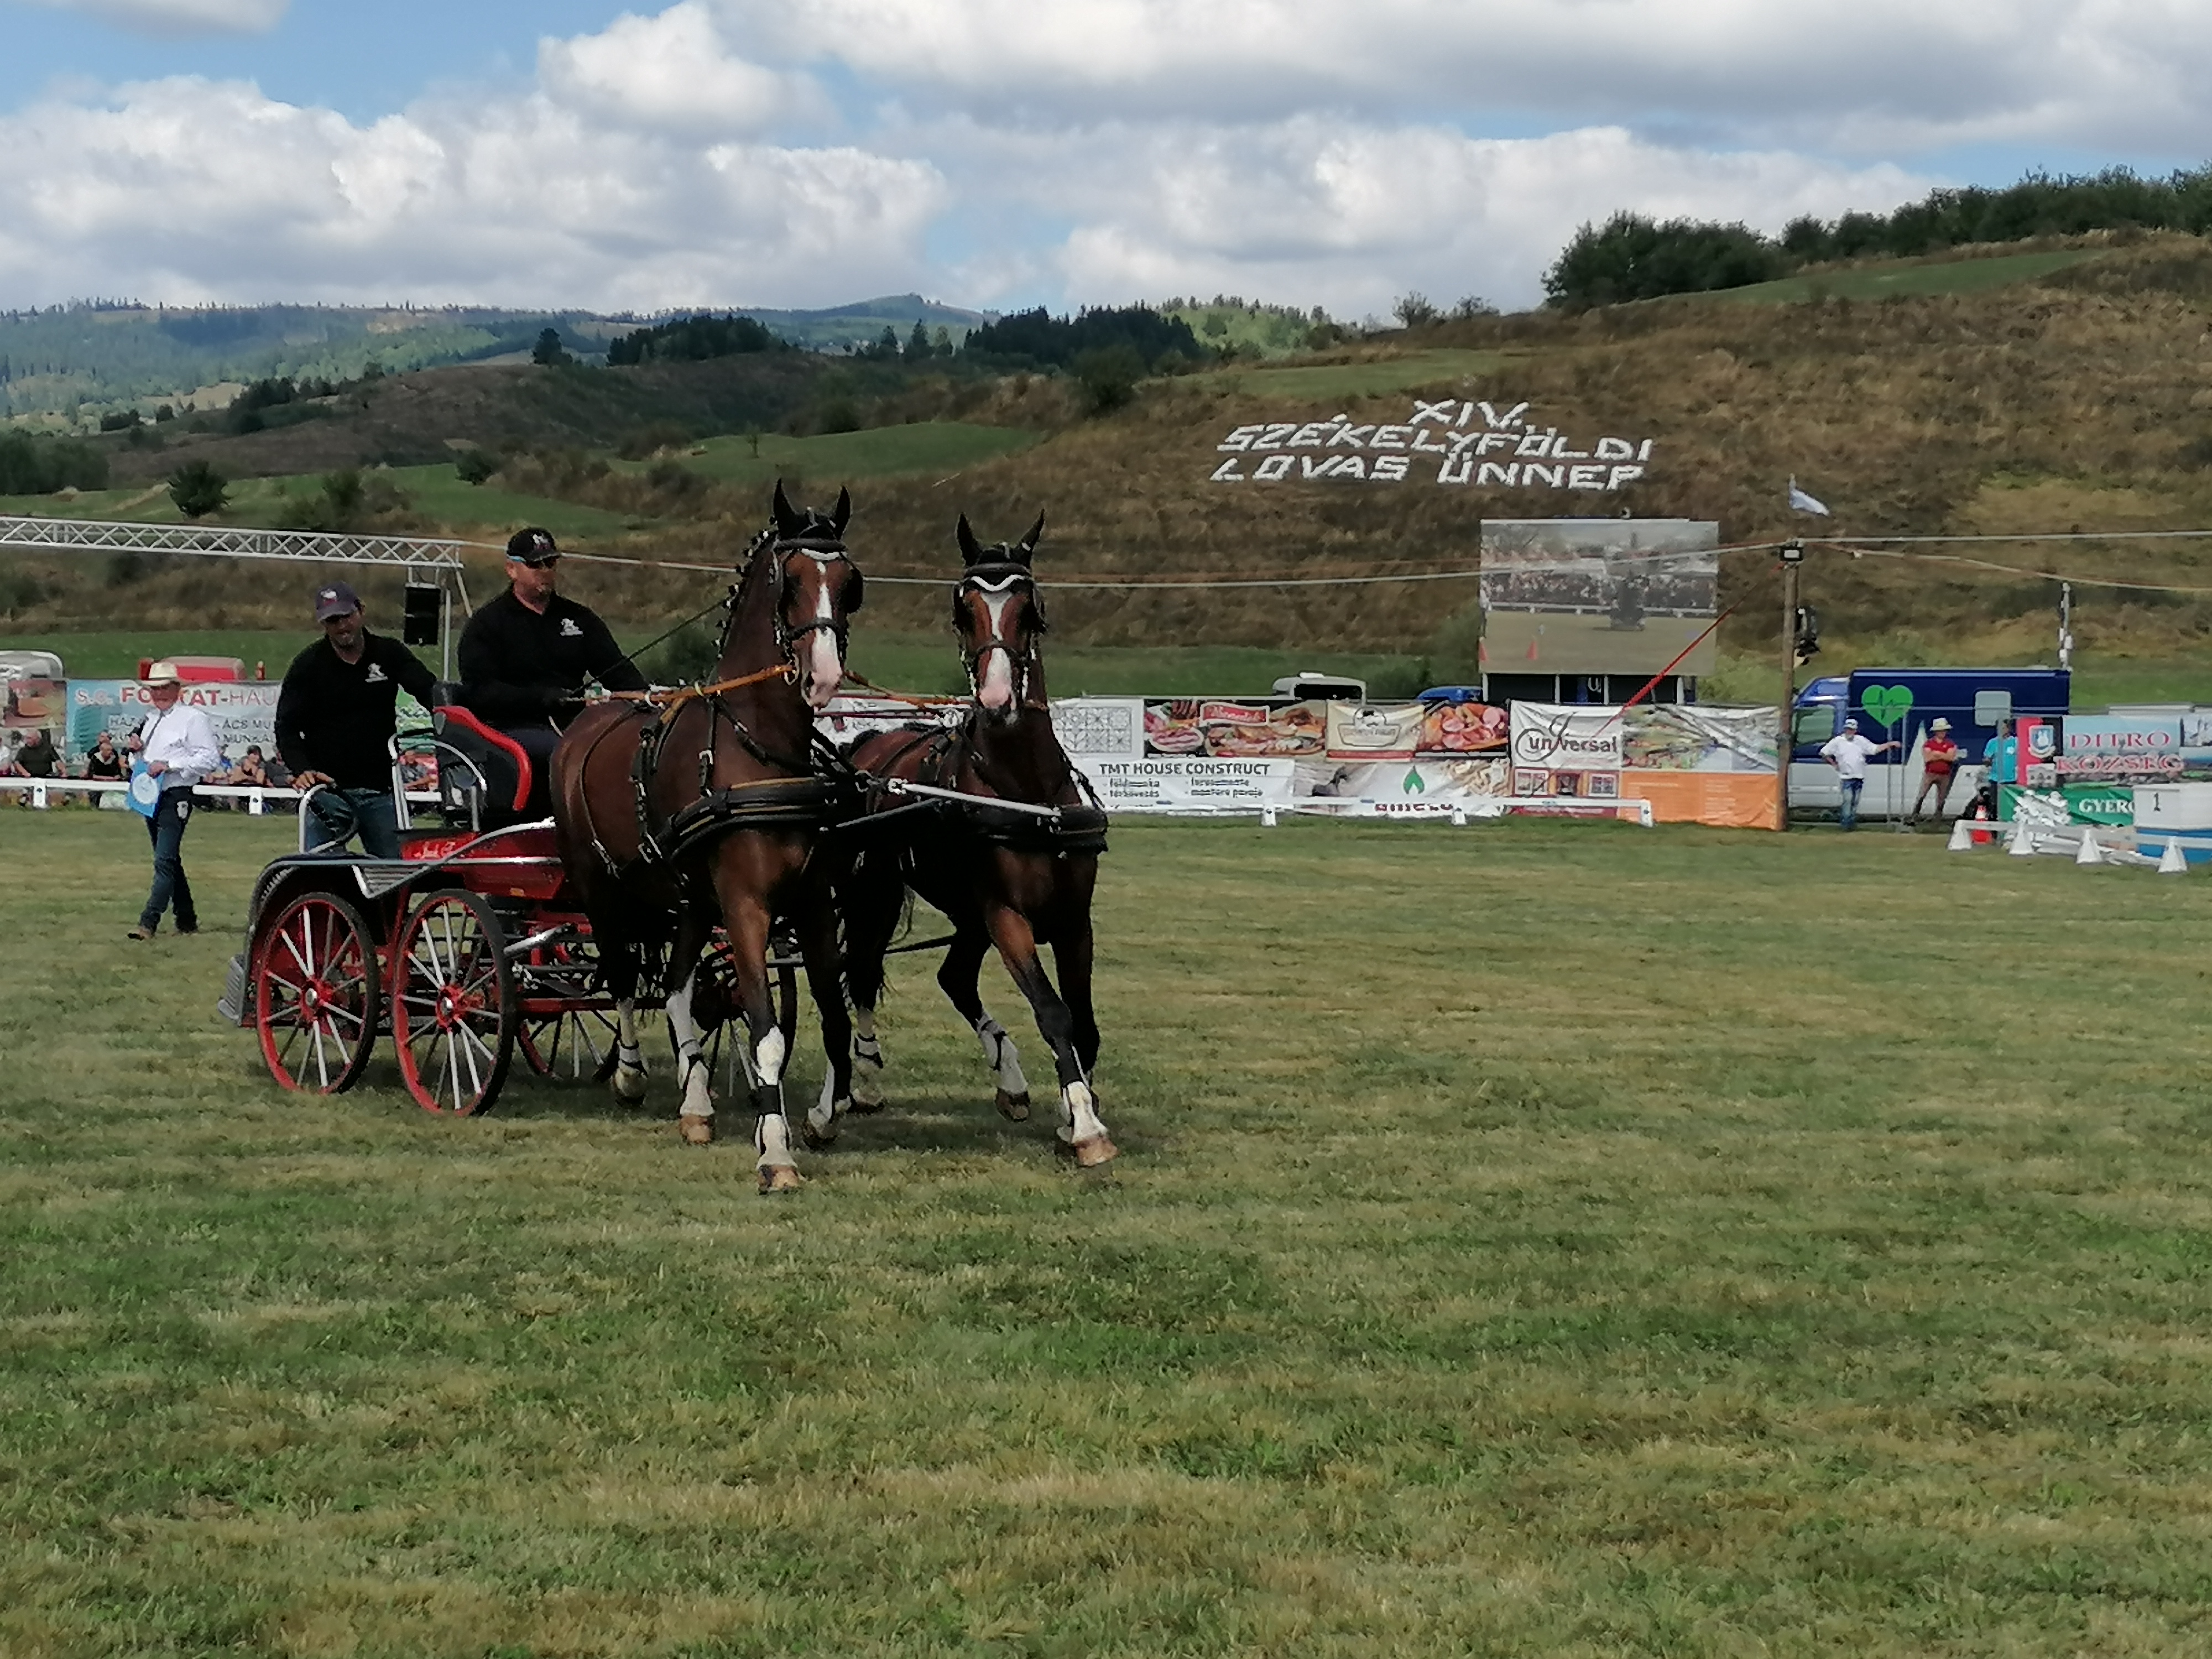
[
  {"x1": 1086, "y1": 758, "x2": 1296, "y2": 813},
  {"x1": 1145, "y1": 699, "x2": 1326, "y2": 758},
  {"x1": 67, "y1": 680, "x2": 280, "y2": 765},
  {"x1": 1323, "y1": 701, "x2": 1427, "y2": 761}
]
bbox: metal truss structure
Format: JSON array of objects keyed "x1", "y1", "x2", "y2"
[{"x1": 0, "y1": 514, "x2": 468, "y2": 569}]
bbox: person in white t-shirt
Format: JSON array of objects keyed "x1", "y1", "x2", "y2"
[
  {"x1": 1819, "y1": 717, "x2": 1897, "y2": 832},
  {"x1": 126, "y1": 669, "x2": 222, "y2": 940}
]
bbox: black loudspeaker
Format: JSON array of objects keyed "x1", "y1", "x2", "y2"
[{"x1": 403, "y1": 582, "x2": 442, "y2": 647}]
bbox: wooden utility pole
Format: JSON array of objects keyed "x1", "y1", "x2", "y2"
[{"x1": 1777, "y1": 540, "x2": 1804, "y2": 833}]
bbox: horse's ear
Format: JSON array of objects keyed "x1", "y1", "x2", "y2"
[
  {"x1": 771, "y1": 479, "x2": 800, "y2": 537},
  {"x1": 831, "y1": 486, "x2": 851, "y2": 536},
  {"x1": 1014, "y1": 513, "x2": 1045, "y2": 565},
  {"x1": 956, "y1": 514, "x2": 985, "y2": 565}
]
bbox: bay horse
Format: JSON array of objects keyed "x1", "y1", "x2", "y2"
[
  {"x1": 552, "y1": 483, "x2": 864, "y2": 1192},
  {"x1": 819, "y1": 513, "x2": 1116, "y2": 1166}
]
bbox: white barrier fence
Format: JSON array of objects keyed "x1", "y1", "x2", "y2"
[{"x1": 0, "y1": 778, "x2": 439, "y2": 812}]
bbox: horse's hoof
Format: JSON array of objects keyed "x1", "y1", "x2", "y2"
[
  {"x1": 679, "y1": 1115, "x2": 714, "y2": 1146},
  {"x1": 613, "y1": 1070, "x2": 649, "y2": 1106},
  {"x1": 1067, "y1": 1134, "x2": 1118, "y2": 1168},
  {"x1": 758, "y1": 1164, "x2": 805, "y2": 1194},
  {"x1": 851, "y1": 1072, "x2": 886, "y2": 1112},
  {"x1": 995, "y1": 1088, "x2": 1031, "y2": 1122},
  {"x1": 800, "y1": 1118, "x2": 838, "y2": 1151}
]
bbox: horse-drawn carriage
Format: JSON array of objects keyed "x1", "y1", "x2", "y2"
[
  {"x1": 218, "y1": 490, "x2": 1119, "y2": 1181},
  {"x1": 216, "y1": 701, "x2": 624, "y2": 1115}
]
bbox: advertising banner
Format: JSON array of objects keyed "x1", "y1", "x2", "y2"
[
  {"x1": 67, "y1": 679, "x2": 280, "y2": 765},
  {"x1": 1480, "y1": 519, "x2": 1720, "y2": 676},
  {"x1": 1052, "y1": 697, "x2": 1145, "y2": 763},
  {"x1": 1323, "y1": 701, "x2": 1426, "y2": 761},
  {"x1": 1144, "y1": 699, "x2": 1325, "y2": 758},
  {"x1": 1417, "y1": 700, "x2": 1510, "y2": 755},
  {"x1": 1086, "y1": 757, "x2": 1296, "y2": 814},
  {"x1": 1, "y1": 676, "x2": 66, "y2": 774},
  {"x1": 1510, "y1": 702, "x2": 1624, "y2": 799},
  {"x1": 1620, "y1": 703, "x2": 1780, "y2": 829},
  {"x1": 1292, "y1": 756, "x2": 1512, "y2": 816},
  {"x1": 2058, "y1": 714, "x2": 2186, "y2": 782}
]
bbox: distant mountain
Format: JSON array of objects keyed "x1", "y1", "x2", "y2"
[{"x1": 0, "y1": 295, "x2": 997, "y2": 424}]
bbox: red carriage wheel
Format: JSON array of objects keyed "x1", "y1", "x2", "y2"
[
  {"x1": 254, "y1": 891, "x2": 379, "y2": 1094},
  {"x1": 391, "y1": 890, "x2": 516, "y2": 1116}
]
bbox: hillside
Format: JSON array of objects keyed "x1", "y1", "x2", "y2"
[
  {"x1": 11, "y1": 236, "x2": 2212, "y2": 684},
  {"x1": 0, "y1": 296, "x2": 993, "y2": 422}
]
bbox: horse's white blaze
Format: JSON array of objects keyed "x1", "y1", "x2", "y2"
[
  {"x1": 1059, "y1": 1080, "x2": 1109, "y2": 1145},
  {"x1": 754, "y1": 1025, "x2": 787, "y2": 1086},
  {"x1": 804, "y1": 568, "x2": 842, "y2": 710},
  {"x1": 666, "y1": 969, "x2": 712, "y2": 1119},
  {"x1": 975, "y1": 1015, "x2": 1027, "y2": 1095},
  {"x1": 756, "y1": 1109, "x2": 797, "y2": 1169},
  {"x1": 977, "y1": 591, "x2": 1016, "y2": 710}
]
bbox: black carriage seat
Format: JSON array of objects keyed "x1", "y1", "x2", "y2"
[{"x1": 430, "y1": 696, "x2": 538, "y2": 830}]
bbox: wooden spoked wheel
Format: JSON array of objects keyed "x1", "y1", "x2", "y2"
[
  {"x1": 254, "y1": 891, "x2": 379, "y2": 1094},
  {"x1": 391, "y1": 890, "x2": 516, "y2": 1116}
]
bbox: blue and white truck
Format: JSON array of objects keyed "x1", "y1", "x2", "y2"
[{"x1": 1789, "y1": 667, "x2": 2071, "y2": 819}]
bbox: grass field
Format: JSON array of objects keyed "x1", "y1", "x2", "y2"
[
  {"x1": 7, "y1": 811, "x2": 2212, "y2": 1655},
  {"x1": 1703, "y1": 248, "x2": 2103, "y2": 307}
]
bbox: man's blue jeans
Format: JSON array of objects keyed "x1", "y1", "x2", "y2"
[
  {"x1": 139, "y1": 790, "x2": 198, "y2": 932},
  {"x1": 1839, "y1": 776, "x2": 1865, "y2": 831},
  {"x1": 307, "y1": 787, "x2": 401, "y2": 859}
]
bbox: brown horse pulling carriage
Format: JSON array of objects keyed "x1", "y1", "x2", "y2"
[{"x1": 219, "y1": 490, "x2": 1117, "y2": 1181}]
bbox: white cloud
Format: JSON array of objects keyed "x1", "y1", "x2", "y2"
[
  {"x1": 0, "y1": 74, "x2": 946, "y2": 310},
  {"x1": 938, "y1": 117, "x2": 1931, "y2": 315},
  {"x1": 718, "y1": 0, "x2": 2212, "y2": 159},
  {"x1": 19, "y1": 0, "x2": 288, "y2": 35},
  {"x1": 539, "y1": 2, "x2": 820, "y2": 138}
]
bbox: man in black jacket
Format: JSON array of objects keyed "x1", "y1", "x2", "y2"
[
  {"x1": 276, "y1": 578, "x2": 439, "y2": 857},
  {"x1": 458, "y1": 528, "x2": 646, "y2": 794}
]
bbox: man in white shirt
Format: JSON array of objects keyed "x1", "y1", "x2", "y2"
[
  {"x1": 1818, "y1": 716, "x2": 1897, "y2": 832},
  {"x1": 126, "y1": 669, "x2": 222, "y2": 940}
]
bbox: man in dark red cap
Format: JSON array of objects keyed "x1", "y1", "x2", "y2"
[
  {"x1": 458, "y1": 528, "x2": 646, "y2": 789},
  {"x1": 275, "y1": 577, "x2": 438, "y2": 857}
]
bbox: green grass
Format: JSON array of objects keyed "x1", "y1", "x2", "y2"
[
  {"x1": 8, "y1": 812, "x2": 2212, "y2": 1655},
  {"x1": 1182, "y1": 349, "x2": 1513, "y2": 402},
  {"x1": 678, "y1": 422, "x2": 1042, "y2": 487},
  {"x1": 1705, "y1": 248, "x2": 2103, "y2": 306}
]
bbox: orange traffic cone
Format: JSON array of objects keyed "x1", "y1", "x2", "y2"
[{"x1": 1969, "y1": 799, "x2": 1994, "y2": 846}]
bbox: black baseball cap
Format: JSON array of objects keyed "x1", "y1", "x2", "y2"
[
  {"x1": 313, "y1": 579, "x2": 362, "y2": 622},
  {"x1": 507, "y1": 527, "x2": 560, "y2": 566}
]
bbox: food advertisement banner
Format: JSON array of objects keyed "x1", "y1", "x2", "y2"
[
  {"x1": 67, "y1": 679, "x2": 280, "y2": 764},
  {"x1": 1144, "y1": 699, "x2": 1324, "y2": 759},
  {"x1": 1417, "y1": 700, "x2": 1510, "y2": 755}
]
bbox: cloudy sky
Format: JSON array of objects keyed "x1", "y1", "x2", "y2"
[{"x1": 1, "y1": 0, "x2": 2204, "y2": 319}]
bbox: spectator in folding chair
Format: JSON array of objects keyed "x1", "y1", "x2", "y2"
[{"x1": 456, "y1": 528, "x2": 646, "y2": 812}]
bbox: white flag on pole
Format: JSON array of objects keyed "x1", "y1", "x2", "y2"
[{"x1": 1788, "y1": 476, "x2": 1831, "y2": 516}]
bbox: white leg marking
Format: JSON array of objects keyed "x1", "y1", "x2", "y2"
[
  {"x1": 850, "y1": 1004, "x2": 886, "y2": 1107},
  {"x1": 976, "y1": 1015, "x2": 1029, "y2": 1097},
  {"x1": 754, "y1": 1026, "x2": 787, "y2": 1087},
  {"x1": 756, "y1": 1108, "x2": 797, "y2": 1170},
  {"x1": 853, "y1": 1007, "x2": 877, "y2": 1042},
  {"x1": 665, "y1": 970, "x2": 713, "y2": 1120},
  {"x1": 807, "y1": 1067, "x2": 843, "y2": 1141},
  {"x1": 612, "y1": 997, "x2": 648, "y2": 1103},
  {"x1": 1058, "y1": 1080, "x2": 1110, "y2": 1146}
]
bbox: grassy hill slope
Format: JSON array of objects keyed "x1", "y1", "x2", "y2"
[{"x1": 13, "y1": 236, "x2": 2212, "y2": 686}]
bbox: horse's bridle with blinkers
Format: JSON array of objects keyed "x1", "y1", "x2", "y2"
[
  {"x1": 952, "y1": 560, "x2": 1046, "y2": 710},
  {"x1": 758, "y1": 534, "x2": 863, "y2": 676}
]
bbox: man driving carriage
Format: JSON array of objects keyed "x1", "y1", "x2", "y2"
[
  {"x1": 275, "y1": 580, "x2": 438, "y2": 858},
  {"x1": 457, "y1": 528, "x2": 646, "y2": 805}
]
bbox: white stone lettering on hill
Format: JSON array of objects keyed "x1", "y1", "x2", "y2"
[{"x1": 1211, "y1": 401, "x2": 1654, "y2": 489}]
